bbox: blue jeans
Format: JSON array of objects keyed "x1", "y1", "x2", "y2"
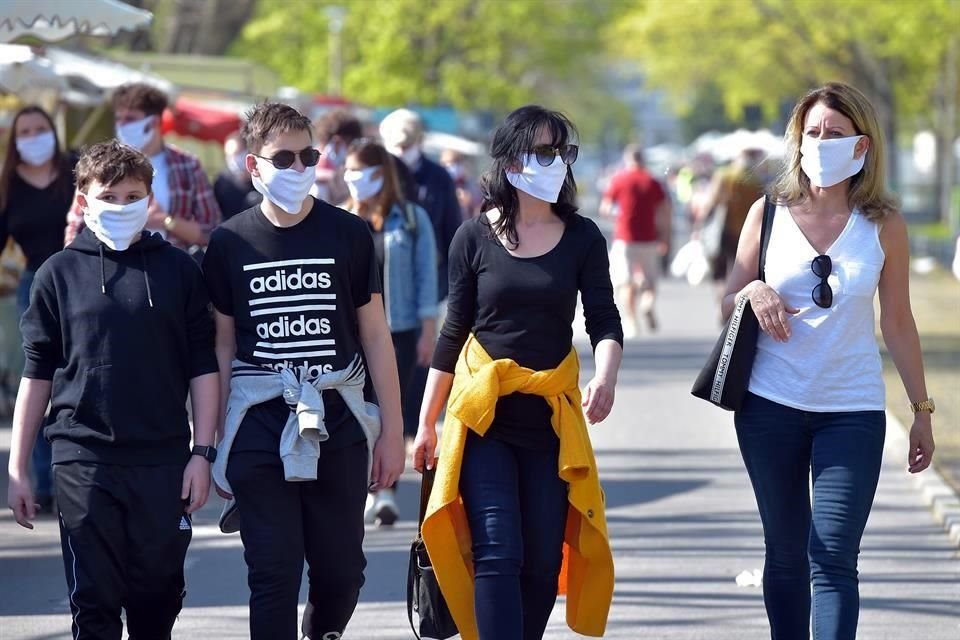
[
  {"x1": 18, "y1": 270, "x2": 52, "y2": 499},
  {"x1": 460, "y1": 430, "x2": 569, "y2": 640},
  {"x1": 735, "y1": 392, "x2": 885, "y2": 640}
]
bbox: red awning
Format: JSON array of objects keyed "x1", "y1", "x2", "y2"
[{"x1": 160, "y1": 96, "x2": 244, "y2": 144}]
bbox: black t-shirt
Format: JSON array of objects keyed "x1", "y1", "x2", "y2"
[
  {"x1": 202, "y1": 198, "x2": 381, "y2": 453},
  {"x1": 432, "y1": 213, "x2": 623, "y2": 449},
  {"x1": 368, "y1": 221, "x2": 385, "y2": 286},
  {"x1": 1, "y1": 164, "x2": 75, "y2": 272}
]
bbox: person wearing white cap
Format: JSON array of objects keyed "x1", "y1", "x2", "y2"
[{"x1": 379, "y1": 109, "x2": 463, "y2": 477}]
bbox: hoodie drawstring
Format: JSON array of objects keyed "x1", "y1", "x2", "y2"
[
  {"x1": 140, "y1": 249, "x2": 154, "y2": 308},
  {"x1": 98, "y1": 244, "x2": 106, "y2": 295}
]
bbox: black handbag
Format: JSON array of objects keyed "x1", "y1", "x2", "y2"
[
  {"x1": 407, "y1": 466, "x2": 459, "y2": 640},
  {"x1": 691, "y1": 196, "x2": 775, "y2": 411}
]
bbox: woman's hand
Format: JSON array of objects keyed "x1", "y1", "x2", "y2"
[
  {"x1": 411, "y1": 423, "x2": 438, "y2": 473},
  {"x1": 907, "y1": 416, "x2": 935, "y2": 474},
  {"x1": 416, "y1": 329, "x2": 435, "y2": 367},
  {"x1": 582, "y1": 376, "x2": 615, "y2": 424},
  {"x1": 744, "y1": 281, "x2": 799, "y2": 343}
]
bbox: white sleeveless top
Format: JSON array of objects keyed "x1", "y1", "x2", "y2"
[{"x1": 748, "y1": 205, "x2": 886, "y2": 411}]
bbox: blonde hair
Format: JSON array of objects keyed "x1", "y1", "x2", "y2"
[{"x1": 774, "y1": 82, "x2": 898, "y2": 222}]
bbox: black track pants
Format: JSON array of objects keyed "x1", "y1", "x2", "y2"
[{"x1": 54, "y1": 462, "x2": 191, "y2": 640}]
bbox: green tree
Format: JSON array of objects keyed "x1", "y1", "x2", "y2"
[
  {"x1": 611, "y1": 0, "x2": 960, "y2": 220},
  {"x1": 235, "y1": 0, "x2": 632, "y2": 142}
]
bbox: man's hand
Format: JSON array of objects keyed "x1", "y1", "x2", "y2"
[
  {"x1": 370, "y1": 431, "x2": 405, "y2": 490},
  {"x1": 7, "y1": 472, "x2": 37, "y2": 530},
  {"x1": 181, "y1": 456, "x2": 211, "y2": 514},
  {"x1": 147, "y1": 199, "x2": 168, "y2": 229}
]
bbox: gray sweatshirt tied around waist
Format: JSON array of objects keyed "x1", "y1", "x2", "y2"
[{"x1": 213, "y1": 355, "x2": 381, "y2": 495}]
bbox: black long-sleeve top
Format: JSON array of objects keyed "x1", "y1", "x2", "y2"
[
  {"x1": 433, "y1": 213, "x2": 623, "y2": 449},
  {"x1": 1, "y1": 165, "x2": 75, "y2": 272}
]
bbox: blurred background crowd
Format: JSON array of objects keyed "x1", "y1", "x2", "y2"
[{"x1": 0, "y1": 0, "x2": 958, "y2": 489}]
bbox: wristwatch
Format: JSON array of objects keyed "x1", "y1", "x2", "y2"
[
  {"x1": 910, "y1": 398, "x2": 935, "y2": 414},
  {"x1": 191, "y1": 445, "x2": 217, "y2": 463},
  {"x1": 163, "y1": 215, "x2": 177, "y2": 231}
]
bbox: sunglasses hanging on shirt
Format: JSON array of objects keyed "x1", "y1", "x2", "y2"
[
  {"x1": 253, "y1": 147, "x2": 321, "y2": 170},
  {"x1": 811, "y1": 254, "x2": 834, "y2": 308}
]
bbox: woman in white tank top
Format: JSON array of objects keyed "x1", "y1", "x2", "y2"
[{"x1": 720, "y1": 83, "x2": 936, "y2": 640}]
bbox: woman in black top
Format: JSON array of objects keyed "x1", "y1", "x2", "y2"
[
  {"x1": 412, "y1": 106, "x2": 623, "y2": 640},
  {"x1": 0, "y1": 105, "x2": 76, "y2": 511}
]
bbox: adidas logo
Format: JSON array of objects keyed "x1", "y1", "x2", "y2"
[{"x1": 179, "y1": 516, "x2": 191, "y2": 531}]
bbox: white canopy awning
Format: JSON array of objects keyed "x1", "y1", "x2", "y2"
[{"x1": 0, "y1": 0, "x2": 152, "y2": 43}]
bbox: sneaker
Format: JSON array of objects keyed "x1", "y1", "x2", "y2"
[
  {"x1": 374, "y1": 489, "x2": 399, "y2": 527},
  {"x1": 363, "y1": 492, "x2": 378, "y2": 525}
]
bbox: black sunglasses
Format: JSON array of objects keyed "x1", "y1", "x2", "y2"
[
  {"x1": 254, "y1": 147, "x2": 320, "y2": 170},
  {"x1": 531, "y1": 144, "x2": 579, "y2": 167},
  {"x1": 811, "y1": 254, "x2": 833, "y2": 308}
]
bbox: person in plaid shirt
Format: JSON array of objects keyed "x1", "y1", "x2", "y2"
[{"x1": 64, "y1": 84, "x2": 221, "y2": 250}]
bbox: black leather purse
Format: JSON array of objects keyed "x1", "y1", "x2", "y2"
[
  {"x1": 407, "y1": 466, "x2": 458, "y2": 640},
  {"x1": 691, "y1": 196, "x2": 775, "y2": 411}
]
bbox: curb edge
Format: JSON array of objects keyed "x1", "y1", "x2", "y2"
[{"x1": 885, "y1": 410, "x2": 960, "y2": 549}]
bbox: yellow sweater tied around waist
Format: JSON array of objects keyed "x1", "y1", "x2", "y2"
[{"x1": 422, "y1": 335, "x2": 614, "y2": 640}]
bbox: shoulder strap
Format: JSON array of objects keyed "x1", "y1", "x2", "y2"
[
  {"x1": 758, "y1": 195, "x2": 775, "y2": 282},
  {"x1": 416, "y1": 466, "x2": 434, "y2": 534}
]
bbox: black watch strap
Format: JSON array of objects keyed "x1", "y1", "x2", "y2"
[{"x1": 191, "y1": 445, "x2": 217, "y2": 463}]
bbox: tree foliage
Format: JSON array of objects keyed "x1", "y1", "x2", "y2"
[
  {"x1": 610, "y1": 0, "x2": 958, "y2": 127},
  {"x1": 235, "y1": 0, "x2": 632, "y2": 140}
]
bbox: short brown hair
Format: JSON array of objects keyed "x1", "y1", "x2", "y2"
[
  {"x1": 75, "y1": 140, "x2": 154, "y2": 194},
  {"x1": 242, "y1": 102, "x2": 313, "y2": 154},
  {"x1": 314, "y1": 109, "x2": 363, "y2": 145},
  {"x1": 112, "y1": 83, "x2": 169, "y2": 117}
]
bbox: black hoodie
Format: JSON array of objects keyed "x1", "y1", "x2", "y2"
[{"x1": 21, "y1": 227, "x2": 219, "y2": 466}]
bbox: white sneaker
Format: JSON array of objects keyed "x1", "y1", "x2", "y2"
[
  {"x1": 374, "y1": 489, "x2": 399, "y2": 527},
  {"x1": 363, "y1": 492, "x2": 378, "y2": 525}
]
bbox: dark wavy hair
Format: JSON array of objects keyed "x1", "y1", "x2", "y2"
[{"x1": 479, "y1": 105, "x2": 579, "y2": 248}]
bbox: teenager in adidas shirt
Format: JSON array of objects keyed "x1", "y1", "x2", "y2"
[{"x1": 202, "y1": 103, "x2": 404, "y2": 640}]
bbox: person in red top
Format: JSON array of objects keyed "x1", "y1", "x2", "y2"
[
  {"x1": 65, "y1": 84, "x2": 221, "y2": 252},
  {"x1": 600, "y1": 145, "x2": 672, "y2": 335}
]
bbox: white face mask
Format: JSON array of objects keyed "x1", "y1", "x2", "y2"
[
  {"x1": 116, "y1": 116, "x2": 156, "y2": 151},
  {"x1": 16, "y1": 131, "x2": 57, "y2": 166},
  {"x1": 505, "y1": 154, "x2": 568, "y2": 204},
  {"x1": 344, "y1": 166, "x2": 384, "y2": 202},
  {"x1": 800, "y1": 135, "x2": 866, "y2": 188},
  {"x1": 389, "y1": 145, "x2": 421, "y2": 169},
  {"x1": 323, "y1": 141, "x2": 346, "y2": 168},
  {"x1": 252, "y1": 157, "x2": 316, "y2": 215},
  {"x1": 226, "y1": 152, "x2": 248, "y2": 178},
  {"x1": 83, "y1": 196, "x2": 150, "y2": 251}
]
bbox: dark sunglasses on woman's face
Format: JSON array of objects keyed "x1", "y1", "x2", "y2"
[
  {"x1": 254, "y1": 147, "x2": 321, "y2": 170},
  {"x1": 531, "y1": 144, "x2": 579, "y2": 167},
  {"x1": 811, "y1": 254, "x2": 834, "y2": 308}
]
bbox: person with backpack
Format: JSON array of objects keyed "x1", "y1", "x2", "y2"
[{"x1": 343, "y1": 140, "x2": 438, "y2": 526}]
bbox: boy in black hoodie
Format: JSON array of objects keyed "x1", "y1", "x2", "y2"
[{"x1": 6, "y1": 140, "x2": 220, "y2": 640}]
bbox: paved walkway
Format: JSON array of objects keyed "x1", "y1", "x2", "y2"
[{"x1": 1, "y1": 280, "x2": 958, "y2": 639}]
